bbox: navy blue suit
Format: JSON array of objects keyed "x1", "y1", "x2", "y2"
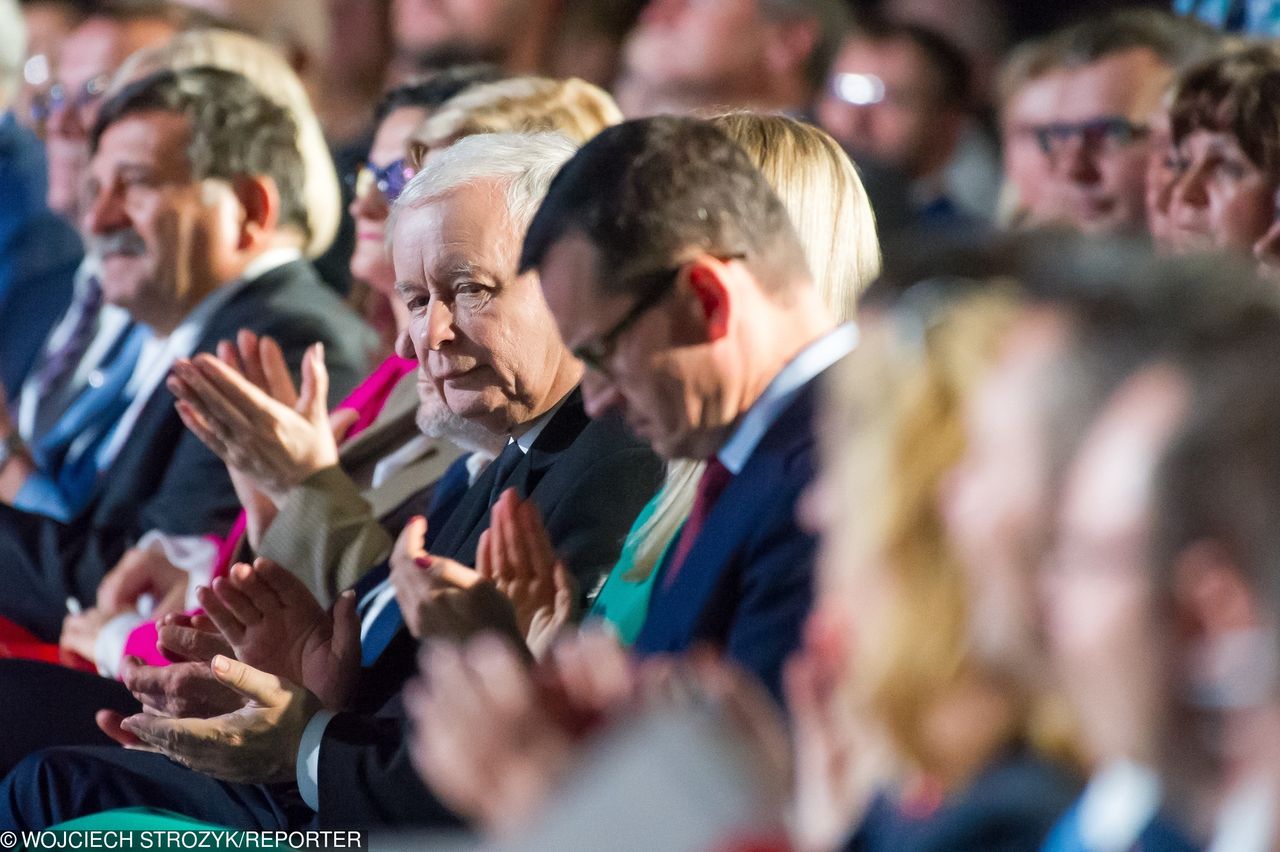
[
  {"x1": 848, "y1": 746, "x2": 1080, "y2": 851},
  {"x1": 634, "y1": 371, "x2": 824, "y2": 700}
]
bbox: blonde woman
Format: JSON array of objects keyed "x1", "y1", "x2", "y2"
[
  {"x1": 475, "y1": 114, "x2": 881, "y2": 649},
  {"x1": 789, "y1": 286, "x2": 1078, "y2": 851},
  {"x1": 408, "y1": 75, "x2": 623, "y2": 166}
]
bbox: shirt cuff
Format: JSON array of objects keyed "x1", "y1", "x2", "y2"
[
  {"x1": 93, "y1": 611, "x2": 148, "y2": 677},
  {"x1": 297, "y1": 709, "x2": 338, "y2": 812},
  {"x1": 134, "y1": 530, "x2": 219, "y2": 609}
]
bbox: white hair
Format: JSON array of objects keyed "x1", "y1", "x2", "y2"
[
  {"x1": 389, "y1": 132, "x2": 579, "y2": 247},
  {"x1": 0, "y1": 0, "x2": 24, "y2": 111}
]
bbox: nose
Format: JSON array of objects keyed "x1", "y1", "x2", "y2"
[
  {"x1": 86, "y1": 182, "x2": 128, "y2": 236},
  {"x1": 582, "y1": 370, "x2": 624, "y2": 420},
  {"x1": 1054, "y1": 135, "x2": 1100, "y2": 185},
  {"x1": 45, "y1": 99, "x2": 79, "y2": 139},
  {"x1": 349, "y1": 180, "x2": 388, "y2": 224},
  {"x1": 424, "y1": 298, "x2": 456, "y2": 351},
  {"x1": 1169, "y1": 160, "x2": 1209, "y2": 213}
]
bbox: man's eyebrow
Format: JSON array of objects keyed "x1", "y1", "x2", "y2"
[{"x1": 394, "y1": 280, "x2": 423, "y2": 297}]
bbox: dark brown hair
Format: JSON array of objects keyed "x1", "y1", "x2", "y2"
[{"x1": 1169, "y1": 44, "x2": 1280, "y2": 174}]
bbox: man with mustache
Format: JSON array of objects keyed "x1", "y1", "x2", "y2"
[{"x1": 0, "y1": 66, "x2": 372, "y2": 644}]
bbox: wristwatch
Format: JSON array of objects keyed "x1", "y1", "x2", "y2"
[{"x1": 0, "y1": 431, "x2": 26, "y2": 471}]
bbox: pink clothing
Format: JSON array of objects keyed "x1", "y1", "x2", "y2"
[{"x1": 122, "y1": 355, "x2": 418, "y2": 668}]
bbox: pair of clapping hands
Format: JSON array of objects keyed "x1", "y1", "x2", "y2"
[
  {"x1": 169, "y1": 329, "x2": 353, "y2": 548},
  {"x1": 388, "y1": 488, "x2": 576, "y2": 661},
  {"x1": 91, "y1": 493, "x2": 579, "y2": 785}
]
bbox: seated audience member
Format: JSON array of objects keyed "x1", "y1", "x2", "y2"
[
  {"x1": 1027, "y1": 10, "x2": 1219, "y2": 236},
  {"x1": 15, "y1": 2, "x2": 179, "y2": 448},
  {"x1": 404, "y1": 286, "x2": 1083, "y2": 848},
  {"x1": 13, "y1": 0, "x2": 89, "y2": 134},
  {"x1": 818, "y1": 20, "x2": 989, "y2": 227},
  {"x1": 111, "y1": 28, "x2": 346, "y2": 277},
  {"x1": 0, "y1": 0, "x2": 81, "y2": 396},
  {"x1": 0, "y1": 66, "x2": 373, "y2": 642},
  {"x1": 348, "y1": 69, "x2": 504, "y2": 357},
  {"x1": 56, "y1": 69, "x2": 504, "y2": 677},
  {"x1": 522, "y1": 115, "x2": 848, "y2": 699},
  {"x1": 479, "y1": 113, "x2": 879, "y2": 650},
  {"x1": 995, "y1": 35, "x2": 1063, "y2": 226},
  {"x1": 771, "y1": 285, "x2": 1082, "y2": 851},
  {"x1": 1159, "y1": 46, "x2": 1280, "y2": 258},
  {"x1": 1041, "y1": 264, "x2": 1280, "y2": 851},
  {"x1": 613, "y1": 0, "x2": 849, "y2": 118},
  {"x1": 0, "y1": 132, "x2": 663, "y2": 830},
  {"x1": 409, "y1": 75, "x2": 622, "y2": 165}
]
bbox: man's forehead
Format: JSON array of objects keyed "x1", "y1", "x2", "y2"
[
  {"x1": 1048, "y1": 48, "x2": 1172, "y2": 120},
  {"x1": 95, "y1": 110, "x2": 191, "y2": 165}
]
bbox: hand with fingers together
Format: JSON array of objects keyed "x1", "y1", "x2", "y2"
[
  {"x1": 167, "y1": 330, "x2": 357, "y2": 508},
  {"x1": 476, "y1": 489, "x2": 577, "y2": 660},
  {"x1": 198, "y1": 558, "x2": 360, "y2": 710},
  {"x1": 95, "y1": 650, "x2": 249, "y2": 749},
  {"x1": 155, "y1": 611, "x2": 234, "y2": 664},
  {"x1": 112, "y1": 654, "x2": 323, "y2": 785},
  {"x1": 391, "y1": 516, "x2": 529, "y2": 650}
]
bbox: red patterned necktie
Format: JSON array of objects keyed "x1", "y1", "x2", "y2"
[{"x1": 662, "y1": 457, "x2": 733, "y2": 589}]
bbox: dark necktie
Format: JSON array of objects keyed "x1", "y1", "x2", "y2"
[
  {"x1": 32, "y1": 275, "x2": 104, "y2": 398},
  {"x1": 662, "y1": 457, "x2": 733, "y2": 590},
  {"x1": 486, "y1": 439, "x2": 525, "y2": 506}
]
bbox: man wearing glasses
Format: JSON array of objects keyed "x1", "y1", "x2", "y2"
[
  {"x1": 524, "y1": 116, "x2": 853, "y2": 700},
  {"x1": 1022, "y1": 9, "x2": 1216, "y2": 237}
]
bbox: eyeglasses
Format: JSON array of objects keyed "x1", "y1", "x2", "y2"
[
  {"x1": 1031, "y1": 116, "x2": 1151, "y2": 157},
  {"x1": 346, "y1": 158, "x2": 414, "y2": 203},
  {"x1": 29, "y1": 73, "x2": 112, "y2": 125},
  {"x1": 572, "y1": 253, "x2": 746, "y2": 374}
]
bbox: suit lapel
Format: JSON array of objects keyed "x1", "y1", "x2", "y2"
[
  {"x1": 428, "y1": 387, "x2": 587, "y2": 563},
  {"x1": 336, "y1": 372, "x2": 420, "y2": 472},
  {"x1": 640, "y1": 379, "x2": 821, "y2": 651}
]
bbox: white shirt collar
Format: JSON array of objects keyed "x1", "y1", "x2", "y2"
[
  {"x1": 717, "y1": 323, "x2": 858, "y2": 475},
  {"x1": 1077, "y1": 760, "x2": 1164, "y2": 852},
  {"x1": 513, "y1": 391, "x2": 570, "y2": 454}
]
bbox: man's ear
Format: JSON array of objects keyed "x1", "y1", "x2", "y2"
[
  {"x1": 230, "y1": 175, "x2": 280, "y2": 250},
  {"x1": 763, "y1": 18, "x2": 819, "y2": 77},
  {"x1": 1173, "y1": 540, "x2": 1260, "y2": 639},
  {"x1": 684, "y1": 257, "x2": 733, "y2": 342}
]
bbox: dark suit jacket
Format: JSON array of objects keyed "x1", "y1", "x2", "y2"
[
  {"x1": 847, "y1": 745, "x2": 1080, "y2": 852},
  {"x1": 633, "y1": 370, "x2": 826, "y2": 701},
  {"x1": 0, "y1": 260, "x2": 375, "y2": 640},
  {"x1": 317, "y1": 388, "x2": 664, "y2": 828}
]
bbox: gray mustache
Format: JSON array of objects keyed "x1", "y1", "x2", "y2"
[{"x1": 92, "y1": 229, "x2": 147, "y2": 259}]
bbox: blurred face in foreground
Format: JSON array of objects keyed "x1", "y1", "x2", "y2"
[
  {"x1": 941, "y1": 308, "x2": 1067, "y2": 677},
  {"x1": 1042, "y1": 365, "x2": 1187, "y2": 766}
]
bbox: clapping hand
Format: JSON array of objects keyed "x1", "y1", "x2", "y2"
[
  {"x1": 169, "y1": 330, "x2": 357, "y2": 506},
  {"x1": 196, "y1": 557, "x2": 361, "y2": 710},
  {"x1": 114, "y1": 655, "x2": 322, "y2": 785},
  {"x1": 476, "y1": 489, "x2": 577, "y2": 660}
]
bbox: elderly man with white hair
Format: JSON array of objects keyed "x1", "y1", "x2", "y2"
[
  {"x1": 0, "y1": 0, "x2": 81, "y2": 398},
  {"x1": 0, "y1": 131, "x2": 664, "y2": 831}
]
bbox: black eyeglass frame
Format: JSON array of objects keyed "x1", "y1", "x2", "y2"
[{"x1": 572, "y1": 252, "x2": 747, "y2": 373}]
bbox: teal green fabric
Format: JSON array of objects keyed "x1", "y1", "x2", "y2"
[
  {"x1": 588, "y1": 492, "x2": 671, "y2": 645},
  {"x1": 48, "y1": 807, "x2": 227, "y2": 831}
]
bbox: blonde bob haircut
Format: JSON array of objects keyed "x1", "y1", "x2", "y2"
[
  {"x1": 619, "y1": 113, "x2": 882, "y2": 589},
  {"x1": 823, "y1": 285, "x2": 1072, "y2": 776},
  {"x1": 110, "y1": 29, "x2": 342, "y2": 259},
  {"x1": 711, "y1": 112, "x2": 880, "y2": 321},
  {"x1": 409, "y1": 76, "x2": 622, "y2": 168}
]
